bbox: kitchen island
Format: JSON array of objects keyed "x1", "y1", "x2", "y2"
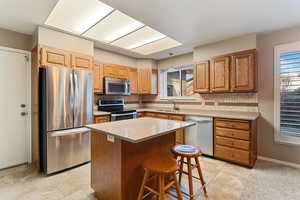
[{"x1": 86, "y1": 117, "x2": 195, "y2": 200}]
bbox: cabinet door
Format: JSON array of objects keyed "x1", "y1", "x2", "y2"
[
  {"x1": 93, "y1": 62, "x2": 104, "y2": 93},
  {"x1": 151, "y1": 69, "x2": 158, "y2": 95},
  {"x1": 94, "y1": 115, "x2": 110, "y2": 123},
  {"x1": 116, "y1": 66, "x2": 129, "y2": 79},
  {"x1": 194, "y1": 61, "x2": 210, "y2": 93},
  {"x1": 128, "y1": 67, "x2": 138, "y2": 94},
  {"x1": 231, "y1": 50, "x2": 256, "y2": 92},
  {"x1": 103, "y1": 64, "x2": 115, "y2": 78},
  {"x1": 169, "y1": 115, "x2": 185, "y2": 144},
  {"x1": 40, "y1": 46, "x2": 71, "y2": 67},
  {"x1": 71, "y1": 53, "x2": 93, "y2": 70},
  {"x1": 138, "y1": 68, "x2": 152, "y2": 94},
  {"x1": 103, "y1": 64, "x2": 129, "y2": 79},
  {"x1": 210, "y1": 56, "x2": 230, "y2": 92}
]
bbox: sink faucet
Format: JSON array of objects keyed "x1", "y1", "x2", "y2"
[{"x1": 170, "y1": 100, "x2": 179, "y2": 111}]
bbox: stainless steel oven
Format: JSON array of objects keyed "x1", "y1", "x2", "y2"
[{"x1": 105, "y1": 77, "x2": 131, "y2": 95}]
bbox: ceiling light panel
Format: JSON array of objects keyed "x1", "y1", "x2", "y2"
[
  {"x1": 132, "y1": 37, "x2": 182, "y2": 55},
  {"x1": 83, "y1": 10, "x2": 144, "y2": 43},
  {"x1": 45, "y1": 0, "x2": 113, "y2": 34},
  {"x1": 112, "y1": 26, "x2": 166, "y2": 49}
]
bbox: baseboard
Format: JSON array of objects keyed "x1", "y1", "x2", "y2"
[{"x1": 258, "y1": 156, "x2": 300, "y2": 169}]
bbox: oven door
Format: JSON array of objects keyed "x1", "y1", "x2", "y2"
[
  {"x1": 111, "y1": 112, "x2": 137, "y2": 121},
  {"x1": 105, "y1": 77, "x2": 130, "y2": 95}
]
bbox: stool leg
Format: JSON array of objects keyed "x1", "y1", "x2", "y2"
[
  {"x1": 187, "y1": 157, "x2": 194, "y2": 200},
  {"x1": 137, "y1": 169, "x2": 149, "y2": 200},
  {"x1": 158, "y1": 175, "x2": 165, "y2": 200},
  {"x1": 172, "y1": 172, "x2": 183, "y2": 200},
  {"x1": 195, "y1": 157, "x2": 207, "y2": 197},
  {"x1": 178, "y1": 157, "x2": 184, "y2": 184}
]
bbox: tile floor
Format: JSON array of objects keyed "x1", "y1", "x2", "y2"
[{"x1": 0, "y1": 157, "x2": 299, "y2": 200}]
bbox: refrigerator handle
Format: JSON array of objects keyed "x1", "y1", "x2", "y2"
[
  {"x1": 74, "y1": 72, "x2": 79, "y2": 116},
  {"x1": 70, "y1": 73, "x2": 74, "y2": 111}
]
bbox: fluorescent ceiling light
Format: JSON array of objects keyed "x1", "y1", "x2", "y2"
[
  {"x1": 45, "y1": 0, "x2": 113, "y2": 34},
  {"x1": 132, "y1": 37, "x2": 182, "y2": 55},
  {"x1": 83, "y1": 10, "x2": 144, "y2": 43},
  {"x1": 112, "y1": 26, "x2": 166, "y2": 49}
]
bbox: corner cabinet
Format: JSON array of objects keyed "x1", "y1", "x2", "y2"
[
  {"x1": 93, "y1": 61, "x2": 104, "y2": 94},
  {"x1": 231, "y1": 49, "x2": 257, "y2": 92},
  {"x1": 194, "y1": 61, "x2": 210, "y2": 93},
  {"x1": 210, "y1": 56, "x2": 230, "y2": 92},
  {"x1": 128, "y1": 67, "x2": 138, "y2": 94}
]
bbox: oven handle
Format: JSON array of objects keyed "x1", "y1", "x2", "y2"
[{"x1": 111, "y1": 112, "x2": 137, "y2": 117}]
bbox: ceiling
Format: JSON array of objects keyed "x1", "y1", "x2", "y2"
[{"x1": 1, "y1": 0, "x2": 300, "y2": 59}]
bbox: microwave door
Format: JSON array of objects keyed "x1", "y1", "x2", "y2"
[
  {"x1": 46, "y1": 66, "x2": 73, "y2": 131},
  {"x1": 73, "y1": 70, "x2": 93, "y2": 128}
]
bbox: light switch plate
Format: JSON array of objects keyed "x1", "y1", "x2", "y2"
[{"x1": 107, "y1": 135, "x2": 115, "y2": 143}]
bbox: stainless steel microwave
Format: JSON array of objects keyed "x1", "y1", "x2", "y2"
[{"x1": 105, "y1": 77, "x2": 131, "y2": 95}]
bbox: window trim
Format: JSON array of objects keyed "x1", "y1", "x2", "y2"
[
  {"x1": 160, "y1": 64, "x2": 197, "y2": 100},
  {"x1": 274, "y1": 41, "x2": 300, "y2": 146}
]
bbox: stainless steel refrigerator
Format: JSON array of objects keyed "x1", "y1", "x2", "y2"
[{"x1": 39, "y1": 66, "x2": 93, "y2": 174}]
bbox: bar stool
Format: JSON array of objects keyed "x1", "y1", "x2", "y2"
[
  {"x1": 171, "y1": 144, "x2": 207, "y2": 199},
  {"x1": 137, "y1": 155, "x2": 183, "y2": 200}
]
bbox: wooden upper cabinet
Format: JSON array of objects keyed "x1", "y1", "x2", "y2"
[
  {"x1": 194, "y1": 61, "x2": 210, "y2": 93},
  {"x1": 40, "y1": 46, "x2": 71, "y2": 67},
  {"x1": 71, "y1": 53, "x2": 93, "y2": 70},
  {"x1": 128, "y1": 67, "x2": 138, "y2": 94},
  {"x1": 231, "y1": 49, "x2": 256, "y2": 92},
  {"x1": 138, "y1": 68, "x2": 152, "y2": 94},
  {"x1": 103, "y1": 64, "x2": 129, "y2": 79},
  {"x1": 93, "y1": 61, "x2": 104, "y2": 93},
  {"x1": 210, "y1": 56, "x2": 230, "y2": 92}
]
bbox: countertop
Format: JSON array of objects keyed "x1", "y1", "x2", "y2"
[
  {"x1": 136, "y1": 108, "x2": 259, "y2": 120},
  {"x1": 86, "y1": 117, "x2": 195, "y2": 143},
  {"x1": 93, "y1": 111, "x2": 110, "y2": 116}
]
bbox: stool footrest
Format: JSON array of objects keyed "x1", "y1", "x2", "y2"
[{"x1": 144, "y1": 185, "x2": 159, "y2": 196}]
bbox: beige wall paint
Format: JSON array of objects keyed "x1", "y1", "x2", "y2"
[
  {"x1": 137, "y1": 59, "x2": 157, "y2": 69},
  {"x1": 194, "y1": 34, "x2": 256, "y2": 61},
  {"x1": 94, "y1": 48, "x2": 137, "y2": 67},
  {"x1": 0, "y1": 28, "x2": 32, "y2": 51},
  {"x1": 158, "y1": 52, "x2": 193, "y2": 69},
  {"x1": 257, "y1": 27, "x2": 300, "y2": 164},
  {"x1": 38, "y1": 27, "x2": 94, "y2": 55}
]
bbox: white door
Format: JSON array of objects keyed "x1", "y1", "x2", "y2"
[{"x1": 0, "y1": 48, "x2": 30, "y2": 169}]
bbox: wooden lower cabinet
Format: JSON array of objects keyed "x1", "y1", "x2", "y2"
[
  {"x1": 214, "y1": 118, "x2": 257, "y2": 168},
  {"x1": 94, "y1": 115, "x2": 110, "y2": 123},
  {"x1": 142, "y1": 112, "x2": 185, "y2": 144}
]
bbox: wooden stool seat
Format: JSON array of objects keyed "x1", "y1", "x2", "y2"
[
  {"x1": 171, "y1": 145, "x2": 207, "y2": 199},
  {"x1": 138, "y1": 155, "x2": 183, "y2": 200},
  {"x1": 171, "y1": 144, "x2": 201, "y2": 157},
  {"x1": 143, "y1": 155, "x2": 178, "y2": 174}
]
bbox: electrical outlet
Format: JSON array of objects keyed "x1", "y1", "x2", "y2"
[{"x1": 107, "y1": 135, "x2": 115, "y2": 143}]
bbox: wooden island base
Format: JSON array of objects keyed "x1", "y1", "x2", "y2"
[{"x1": 91, "y1": 131, "x2": 176, "y2": 200}]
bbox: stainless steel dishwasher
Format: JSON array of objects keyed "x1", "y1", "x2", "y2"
[{"x1": 185, "y1": 116, "x2": 213, "y2": 156}]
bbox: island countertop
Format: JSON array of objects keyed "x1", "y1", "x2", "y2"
[{"x1": 86, "y1": 117, "x2": 195, "y2": 143}]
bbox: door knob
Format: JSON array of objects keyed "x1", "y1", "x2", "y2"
[
  {"x1": 20, "y1": 104, "x2": 26, "y2": 108},
  {"x1": 21, "y1": 112, "x2": 28, "y2": 116}
]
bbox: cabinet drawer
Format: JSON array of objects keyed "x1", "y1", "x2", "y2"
[
  {"x1": 175, "y1": 130, "x2": 184, "y2": 144},
  {"x1": 216, "y1": 136, "x2": 250, "y2": 150},
  {"x1": 215, "y1": 145, "x2": 249, "y2": 165},
  {"x1": 215, "y1": 119, "x2": 250, "y2": 130},
  {"x1": 155, "y1": 113, "x2": 169, "y2": 119},
  {"x1": 169, "y1": 114, "x2": 185, "y2": 121},
  {"x1": 215, "y1": 127, "x2": 250, "y2": 140},
  {"x1": 94, "y1": 116, "x2": 110, "y2": 123}
]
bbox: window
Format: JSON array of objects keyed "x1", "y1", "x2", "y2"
[
  {"x1": 160, "y1": 65, "x2": 194, "y2": 99},
  {"x1": 275, "y1": 42, "x2": 300, "y2": 145}
]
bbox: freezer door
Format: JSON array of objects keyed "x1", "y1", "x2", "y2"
[
  {"x1": 46, "y1": 66, "x2": 73, "y2": 131},
  {"x1": 46, "y1": 128, "x2": 91, "y2": 174},
  {"x1": 73, "y1": 70, "x2": 93, "y2": 127}
]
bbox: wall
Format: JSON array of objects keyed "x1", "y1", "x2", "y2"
[
  {"x1": 194, "y1": 34, "x2": 257, "y2": 61},
  {"x1": 94, "y1": 48, "x2": 137, "y2": 67},
  {"x1": 0, "y1": 28, "x2": 32, "y2": 51},
  {"x1": 38, "y1": 27, "x2": 94, "y2": 55},
  {"x1": 158, "y1": 52, "x2": 193, "y2": 69},
  {"x1": 257, "y1": 27, "x2": 300, "y2": 164}
]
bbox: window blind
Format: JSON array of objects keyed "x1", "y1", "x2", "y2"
[{"x1": 280, "y1": 51, "x2": 300, "y2": 136}]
